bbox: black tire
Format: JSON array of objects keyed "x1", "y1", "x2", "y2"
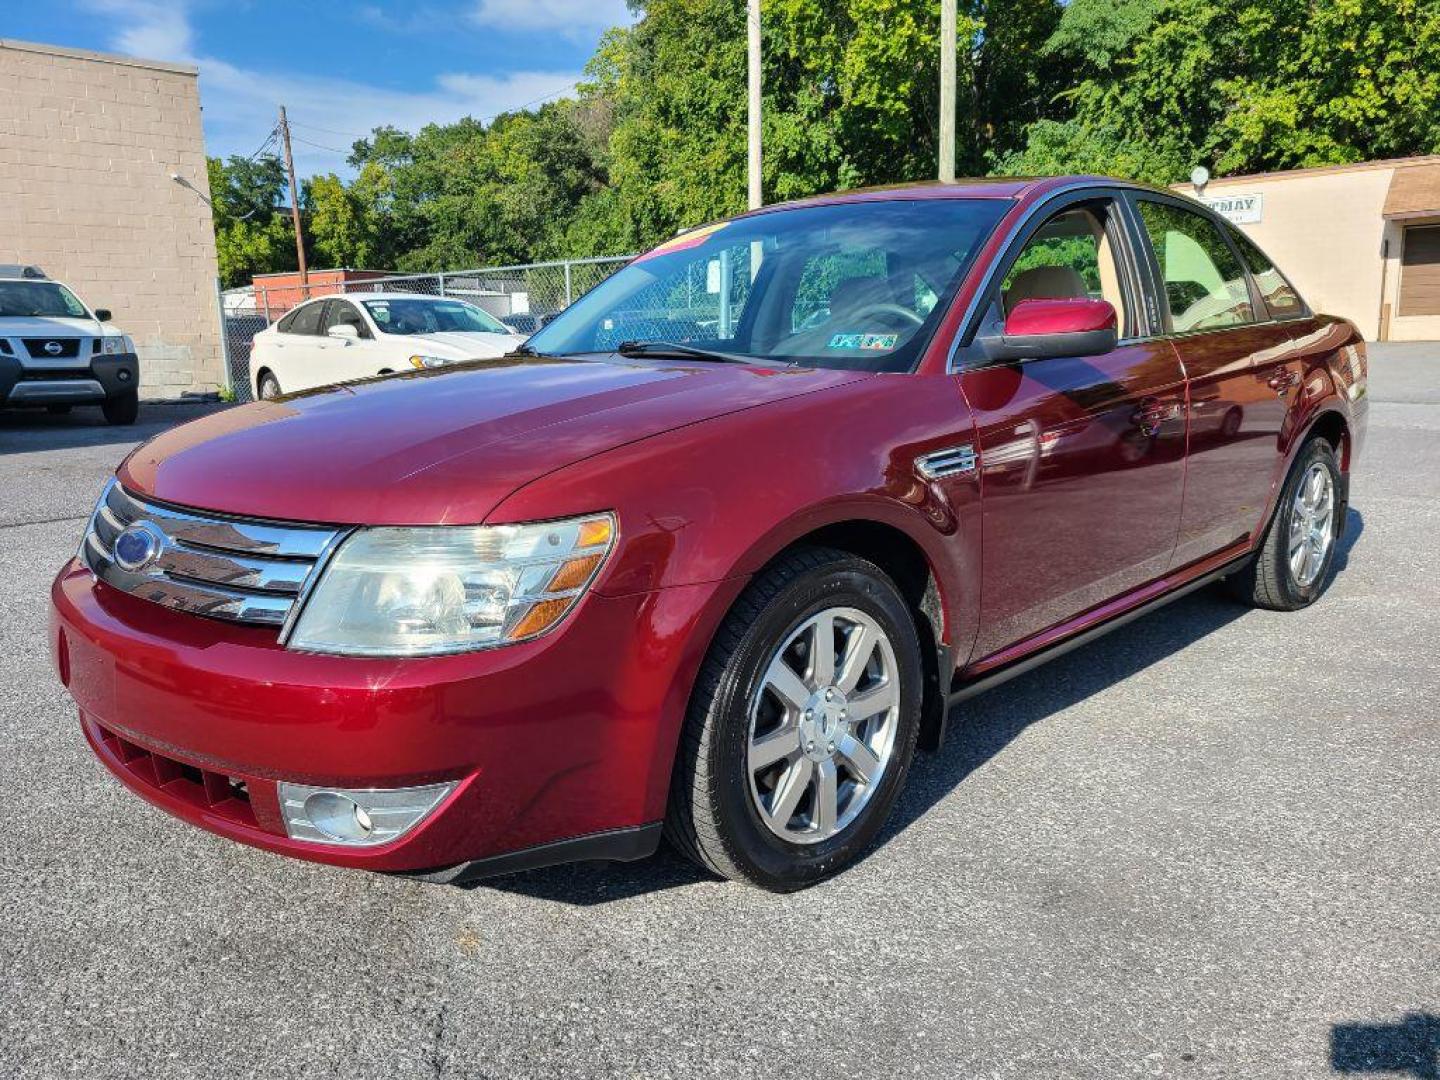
[
  {"x1": 101, "y1": 390, "x2": 139, "y2": 426},
  {"x1": 1220, "y1": 406, "x2": 1242, "y2": 438},
  {"x1": 257, "y1": 371, "x2": 281, "y2": 400},
  {"x1": 46, "y1": 404, "x2": 72, "y2": 415},
  {"x1": 1227, "y1": 437, "x2": 1343, "y2": 611},
  {"x1": 665, "y1": 546, "x2": 923, "y2": 891}
]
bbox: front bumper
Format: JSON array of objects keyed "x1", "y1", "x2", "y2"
[
  {"x1": 0, "y1": 353, "x2": 139, "y2": 405},
  {"x1": 51, "y1": 559, "x2": 739, "y2": 876}
]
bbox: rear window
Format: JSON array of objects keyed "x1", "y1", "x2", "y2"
[{"x1": 279, "y1": 302, "x2": 325, "y2": 335}]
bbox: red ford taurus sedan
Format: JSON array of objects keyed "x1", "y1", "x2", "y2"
[{"x1": 52, "y1": 177, "x2": 1367, "y2": 890}]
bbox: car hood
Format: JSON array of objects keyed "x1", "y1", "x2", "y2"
[
  {"x1": 121, "y1": 355, "x2": 866, "y2": 525},
  {"x1": 402, "y1": 330, "x2": 528, "y2": 357},
  {"x1": 0, "y1": 315, "x2": 105, "y2": 337}
]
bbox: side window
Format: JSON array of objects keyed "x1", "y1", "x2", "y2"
[
  {"x1": 285, "y1": 301, "x2": 325, "y2": 336},
  {"x1": 1136, "y1": 201, "x2": 1257, "y2": 333},
  {"x1": 275, "y1": 308, "x2": 298, "y2": 333},
  {"x1": 322, "y1": 300, "x2": 370, "y2": 338},
  {"x1": 1000, "y1": 204, "x2": 1132, "y2": 330},
  {"x1": 1228, "y1": 228, "x2": 1304, "y2": 319}
]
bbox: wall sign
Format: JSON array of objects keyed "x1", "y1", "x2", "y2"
[{"x1": 1200, "y1": 192, "x2": 1263, "y2": 224}]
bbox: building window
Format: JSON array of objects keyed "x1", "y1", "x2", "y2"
[{"x1": 1400, "y1": 225, "x2": 1440, "y2": 317}]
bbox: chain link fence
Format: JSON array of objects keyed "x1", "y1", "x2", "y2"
[{"x1": 219, "y1": 256, "x2": 631, "y2": 402}]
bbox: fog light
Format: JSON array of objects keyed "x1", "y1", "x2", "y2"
[
  {"x1": 278, "y1": 780, "x2": 456, "y2": 847},
  {"x1": 117, "y1": 369, "x2": 131, "y2": 381},
  {"x1": 303, "y1": 791, "x2": 374, "y2": 842}
]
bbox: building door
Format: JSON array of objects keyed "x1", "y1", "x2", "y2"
[{"x1": 1400, "y1": 225, "x2": 1440, "y2": 316}]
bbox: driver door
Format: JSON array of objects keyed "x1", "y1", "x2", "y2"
[{"x1": 954, "y1": 194, "x2": 1189, "y2": 668}]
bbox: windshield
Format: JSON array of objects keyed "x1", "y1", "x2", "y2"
[
  {"x1": 526, "y1": 198, "x2": 1009, "y2": 371},
  {"x1": 362, "y1": 297, "x2": 511, "y2": 336},
  {"x1": 0, "y1": 281, "x2": 89, "y2": 319}
]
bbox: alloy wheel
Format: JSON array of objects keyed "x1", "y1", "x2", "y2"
[
  {"x1": 1288, "y1": 461, "x2": 1335, "y2": 588},
  {"x1": 746, "y1": 606, "x2": 900, "y2": 845}
]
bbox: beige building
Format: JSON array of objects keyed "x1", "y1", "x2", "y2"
[
  {"x1": 1180, "y1": 155, "x2": 1440, "y2": 341},
  {"x1": 0, "y1": 38, "x2": 223, "y2": 397}
]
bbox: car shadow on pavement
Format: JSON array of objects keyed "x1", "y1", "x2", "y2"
[
  {"x1": 0, "y1": 401, "x2": 229, "y2": 455},
  {"x1": 472, "y1": 508, "x2": 1365, "y2": 906},
  {"x1": 1331, "y1": 1013, "x2": 1439, "y2": 1078}
]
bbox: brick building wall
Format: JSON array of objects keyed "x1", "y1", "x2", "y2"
[{"x1": 0, "y1": 38, "x2": 222, "y2": 398}]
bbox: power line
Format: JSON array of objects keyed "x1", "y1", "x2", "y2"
[
  {"x1": 288, "y1": 119, "x2": 366, "y2": 140},
  {"x1": 289, "y1": 133, "x2": 353, "y2": 156}
]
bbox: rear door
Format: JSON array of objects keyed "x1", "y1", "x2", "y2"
[
  {"x1": 272, "y1": 299, "x2": 327, "y2": 391},
  {"x1": 954, "y1": 191, "x2": 1188, "y2": 665},
  {"x1": 1127, "y1": 196, "x2": 1306, "y2": 568}
]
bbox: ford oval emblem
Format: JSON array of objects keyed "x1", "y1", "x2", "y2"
[{"x1": 113, "y1": 522, "x2": 164, "y2": 572}]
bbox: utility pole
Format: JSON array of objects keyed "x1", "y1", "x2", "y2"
[
  {"x1": 747, "y1": 0, "x2": 762, "y2": 210},
  {"x1": 938, "y1": 0, "x2": 956, "y2": 183},
  {"x1": 278, "y1": 105, "x2": 308, "y2": 289}
]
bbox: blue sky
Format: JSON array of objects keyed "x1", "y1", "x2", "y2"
[{"x1": 3, "y1": 0, "x2": 632, "y2": 175}]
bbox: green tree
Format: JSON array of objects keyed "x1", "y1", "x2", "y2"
[
  {"x1": 1002, "y1": 0, "x2": 1440, "y2": 183},
  {"x1": 208, "y1": 154, "x2": 297, "y2": 287}
]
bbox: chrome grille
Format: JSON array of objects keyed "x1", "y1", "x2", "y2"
[{"x1": 81, "y1": 480, "x2": 347, "y2": 631}]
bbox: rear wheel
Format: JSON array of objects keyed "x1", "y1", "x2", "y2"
[
  {"x1": 257, "y1": 371, "x2": 281, "y2": 400},
  {"x1": 1228, "y1": 436, "x2": 1342, "y2": 610},
  {"x1": 666, "y1": 547, "x2": 923, "y2": 890},
  {"x1": 101, "y1": 390, "x2": 138, "y2": 426}
]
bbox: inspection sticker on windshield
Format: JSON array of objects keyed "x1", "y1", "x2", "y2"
[{"x1": 827, "y1": 332, "x2": 897, "y2": 350}]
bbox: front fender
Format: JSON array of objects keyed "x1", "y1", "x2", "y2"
[{"x1": 488, "y1": 373, "x2": 982, "y2": 660}]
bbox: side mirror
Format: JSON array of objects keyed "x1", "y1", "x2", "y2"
[
  {"x1": 94, "y1": 308, "x2": 112, "y2": 322},
  {"x1": 327, "y1": 323, "x2": 360, "y2": 343},
  {"x1": 981, "y1": 298, "x2": 1118, "y2": 362}
]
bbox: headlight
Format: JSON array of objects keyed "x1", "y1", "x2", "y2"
[
  {"x1": 99, "y1": 336, "x2": 133, "y2": 355},
  {"x1": 288, "y1": 513, "x2": 616, "y2": 656},
  {"x1": 408, "y1": 354, "x2": 451, "y2": 369}
]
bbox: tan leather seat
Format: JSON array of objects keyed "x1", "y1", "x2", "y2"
[{"x1": 1004, "y1": 265, "x2": 1089, "y2": 315}]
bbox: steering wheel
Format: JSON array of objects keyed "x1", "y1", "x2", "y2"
[{"x1": 846, "y1": 301, "x2": 924, "y2": 327}]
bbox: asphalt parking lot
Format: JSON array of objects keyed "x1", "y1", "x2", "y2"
[{"x1": 2, "y1": 347, "x2": 1436, "y2": 1080}]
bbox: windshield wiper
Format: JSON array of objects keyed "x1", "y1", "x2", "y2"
[
  {"x1": 505, "y1": 343, "x2": 552, "y2": 358},
  {"x1": 616, "y1": 340, "x2": 755, "y2": 365}
]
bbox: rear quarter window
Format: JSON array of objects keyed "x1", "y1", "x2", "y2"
[{"x1": 1228, "y1": 228, "x2": 1306, "y2": 319}]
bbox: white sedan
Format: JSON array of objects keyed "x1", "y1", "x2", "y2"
[{"x1": 248, "y1": 292, "x2": 528, "y2": 399}]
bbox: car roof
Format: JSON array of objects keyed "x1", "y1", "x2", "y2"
[
  {"x1": 728, "y1": 174, "x2": 1174, "y2": 218},
  {"x1": 308, "y1": 292, "x2": 471, "y2": 304}
]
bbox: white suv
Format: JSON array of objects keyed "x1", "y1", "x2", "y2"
[
  {"x1": 248, "y1": 292, "x2": 527, "y2": 399},
  {"x1": 0, "y1": 266, "x2": 139, "y2": 424}
]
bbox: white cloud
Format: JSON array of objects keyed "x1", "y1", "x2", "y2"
[
  {"x1": 80, "y1": 0, "x2": 583, "y2": 175},
  {"x1": 200, "y1": 61, "x2": 582, "y2": 173},
  {"x1": 471, "y1": 0, "x2": 633, "y2": 33},
  {"x1": 81, "y1": 0, "x2": 197, "y2": 63}
]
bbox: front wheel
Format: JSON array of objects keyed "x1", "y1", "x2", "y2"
[
  {"x1": 666, "y1": 547, "x2": 923, "y2": 890},
  {"x1": 1228, "y1": 436, "x2": 1343, "y2": 610},
  {"x1": 101, "y1": 390, "x2": 138, "y2": 426},
  {"x1": 257, "y1": 371, "x2": 281, "y2": 400}
]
